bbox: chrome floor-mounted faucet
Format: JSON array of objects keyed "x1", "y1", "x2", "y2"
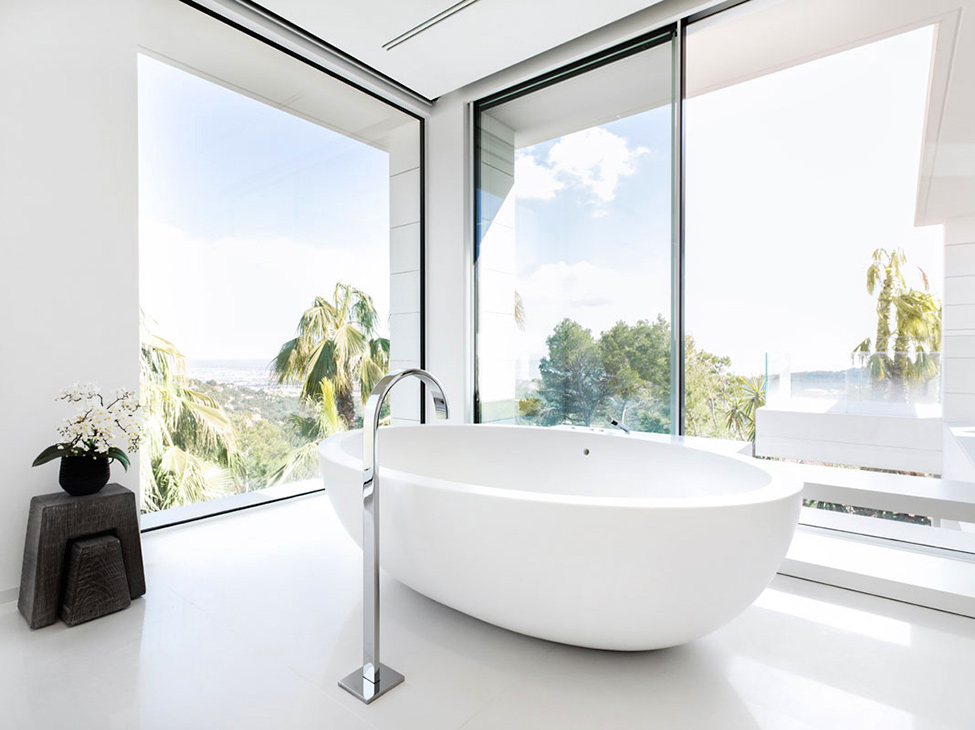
[{"x1": 338, "y1": 368, "x2": 449, "y2": 704}]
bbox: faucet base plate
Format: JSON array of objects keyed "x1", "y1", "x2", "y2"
[{"x1": 338, "y1": 663, "x2": 405, "y2": 704}]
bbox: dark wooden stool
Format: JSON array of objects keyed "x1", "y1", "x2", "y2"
[
  {"x1": 19, "y1": 484, "x2": 146, "y2": 629},
  {"x1": 59, "y1": 535, "x2": 131, "y2": 626}
]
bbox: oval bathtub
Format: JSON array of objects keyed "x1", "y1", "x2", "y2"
[{"x1": 319, "y1": 424, "x2": 802, "y2": 651}]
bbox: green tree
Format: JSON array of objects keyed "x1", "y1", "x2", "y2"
[
  {"x1": 272, "y1": 283, "x2": 389, "y2": 430},
  {"x1": 598, "y1": 317, "x2": 670, "y2": 426},
  {"x1": 683, "y1": 335, "x2": 734, "y2": 439},
  {"x1": 234, "y1": 415, "x2": 295, "y2": 491},
  {"x1": 140, "y1": 320, "x2": 242, "y2": 512},
  {"x1": 538, "y1": 319, "x2": 608, "y2": 426}
]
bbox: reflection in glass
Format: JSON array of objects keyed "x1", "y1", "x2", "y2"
[
  {"x1": 475, "y1": 37, "x2": 676, "y2": 434},
  {"x1": 684, "y1": 9, "x2": 940, "y2": 446}
]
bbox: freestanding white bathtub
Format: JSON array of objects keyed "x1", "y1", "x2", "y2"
[{"x1": 319, "y1": 424, "x2": 802, "y2": 651}]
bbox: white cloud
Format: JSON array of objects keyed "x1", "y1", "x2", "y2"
[
  {"x1": 548, "y1": 127, "x2": 649, "y2": 202},
  {"x1": 515, "y1": 127, "x2": 649, "y2": 206},
  {"x1": 139, "y1": 219, "x2": 389, "y2": 361},
  {"x1": 514, "y1": 153, "x2": 564, "y2": 200}
]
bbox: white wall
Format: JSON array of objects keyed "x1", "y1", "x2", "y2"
[
  {"x1": 386, "y1": 121, "x2": 424, "y2": 424},
  {"x1": 0, "y1": 0, "x2": 139, "y2": 598},
  {"x1": 426, "y1": 96, "x2": 473, "y2": 423}
]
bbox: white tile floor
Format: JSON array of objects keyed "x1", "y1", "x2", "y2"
[{"x1": 2, "y1": 493, "x2": 975, "y2": 729}]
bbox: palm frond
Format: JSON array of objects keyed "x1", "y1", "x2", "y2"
[
  {"x1": 266, "y1": 440, "x2": 322, "y2": 487},
  {"x1": 154, "y1": 446, "x2": 235, "y2": 509},
  {"x1": 866, "y1": 264, "x2": 880, "y2": 295},
  {"x1": 317, "y1": 379, "x2": 346, "y2": 436},
  {"x1": 302, "y1": 339, "x2": 339, "y2": 402},
  {"x1": 271, "y1": 338, "x2": 303, "y2": 386}
]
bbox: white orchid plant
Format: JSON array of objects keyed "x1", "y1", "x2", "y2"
[{"x1": 32, "y1": 383, "x2": 142, "y2": 471}]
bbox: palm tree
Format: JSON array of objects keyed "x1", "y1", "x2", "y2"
[
  {"x1": 272, "y1": 283, "x2": 389, "y2": 430},
  {"x1": 856, "y1": 249, "x2": 941, "y2": 398},
  {"x1": 738, "y1": 375, "x2": 766, "y2": 442},
  {"x1": 722, "y1": 375, "x2": 766, "y2": 444},
  {"x1": 140, "y1": 316, "x2": 242, "y2": 512},
  {"x1": 723, "y1": 393, "x2": 748, "y2": 441},
  {"x1": 866, "y1": 248, "x2": 906, "y2": 356}
]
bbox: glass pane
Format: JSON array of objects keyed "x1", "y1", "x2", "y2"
[
  {"x1": 683, "y1": 0, "x2": 967, "y2": 552},
  {"x1": 138, "y1": 41, "x2": 419, "y2": 514},
  {"x1": 475, "y1": 39, "x2": 676, "y2": 434},
  {"x1": 685, "y1": 5, "x2": 941, "y2": 447}
]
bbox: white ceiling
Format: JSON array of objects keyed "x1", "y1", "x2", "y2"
[
  {"x1": 253, "y1": 0, "x2": 666, "y2": 99},
  {"x1": 486, "y1": 40, "x2": 674, "y2": 148},
  {"x1": 140, "y1": 0, "x2": 418, "y2": 150},
  {"x1": 154, "y1": 0, "x2": 975, "y2": 225}
]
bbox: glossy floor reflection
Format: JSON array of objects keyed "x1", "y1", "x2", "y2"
[{"x1": 1, "y1": 493, "x2": 973, "y2": 729}]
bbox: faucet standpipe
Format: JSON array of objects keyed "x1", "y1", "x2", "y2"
[{"x1": 338, "y1": 368, "x2": 449, "y2": 704}]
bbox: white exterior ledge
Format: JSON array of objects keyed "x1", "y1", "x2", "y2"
[
  {"x1": 782, "y1": 526, "x2": 975, "y2": 619},
  {"x1": 783, "y1": 461, "x2": 975, "y2": 523},
  {"x1": 756, "y1": 406, "x2": 943, "y2": 474}
]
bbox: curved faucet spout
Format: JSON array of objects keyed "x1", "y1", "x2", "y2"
[
  {"x1": 339, "y1": 368, "x2": 449, "y2": 705},
  {"x1": 362, "y1": 369, "x2": 448, "y2": 488}
]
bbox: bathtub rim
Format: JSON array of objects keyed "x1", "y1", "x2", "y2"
[{"x1": 319, "y1": 423, "x2": 803, "y2": 510}]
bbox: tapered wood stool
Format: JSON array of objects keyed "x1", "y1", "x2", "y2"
[{"x1": 19, "y1": 484, "x2": 145, "y2": 629}]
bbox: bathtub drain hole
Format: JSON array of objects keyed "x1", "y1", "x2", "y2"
[{"x1": 583, "y1": 448, "x2": 590, "y2": 456}]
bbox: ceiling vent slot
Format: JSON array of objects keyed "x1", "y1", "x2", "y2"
[{"x1": 382, "y1": 0, "x2": 481, "y2": 51}]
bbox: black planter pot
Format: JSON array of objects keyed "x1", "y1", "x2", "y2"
[{"x1": 59, "y1": 456, "x2": 111, "y2": 496}]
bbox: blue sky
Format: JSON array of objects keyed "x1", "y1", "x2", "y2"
[
  {"x1": 504, "y1": 24, "x2": 943, "y2": 376},
  {"x1": 138, "y1": 54, "x2": 390, "y2": 361},
  {"x1": 140, "y1": 23, "x2": 943, "y2": 379}
]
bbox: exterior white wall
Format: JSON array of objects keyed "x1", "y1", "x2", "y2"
[
  {"x1": 942, "y1": 216, "x2": 975, "y2": 423},
  {"x1": 386, "y1": 121, "x2": 423, "y2": 424},
  {"x1": 942, "y1": 215, "x2": 975, "y2": 479},
  {"x1": 755, "y1": 408, "x2": 943, "y2": 474},
  {"x1": 0, "y1": 0, "x2": 139, "y2": 598}
]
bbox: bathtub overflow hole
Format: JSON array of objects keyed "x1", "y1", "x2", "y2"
[{"x1": 583, "y1": 448, "x2": 590, "y2": 456}]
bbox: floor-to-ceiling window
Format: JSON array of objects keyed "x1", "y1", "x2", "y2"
[
  {"x1": 138, "y1": 0, "x2": 421, "y2": 519},
  {"x1": 685, "y1": 4, "x2": 942, "y2": 452},
  {"x1": 682, "y1": 0, "x2": 973, "y2": 553},
  {"x1": 474, "y1": 32, "x2": 677, "y2": 433},
  {"x1": 473, "y1": 0, "x2": 974, "y2": 555}
]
